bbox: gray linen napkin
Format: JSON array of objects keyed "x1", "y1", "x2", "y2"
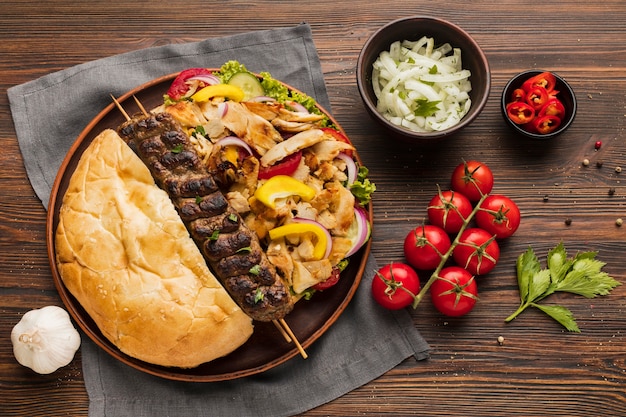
[{"x1": 8, "y1": 23, "x2": 429, "y2": 417}]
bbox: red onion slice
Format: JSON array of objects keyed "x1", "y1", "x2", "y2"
[
  {"x1": 187, "y1": 74, "x2": 221, "y2": 85},
  {"x1": 217, "y1": 102, "x2": 229, "y2": 118},
  {"x1": 346, "y1": 206, "x2": 371, "y2": 257},
  {"x1": 336, "y1": 153, "x2": 357, "y2": 186},
  {"x1": 215, "y1": 136, "x2": 253, "y2": 155},
  {"x1": 285, "y1": 100, "x2": 309, "y2": 113},
  {"x1": 250, "y1": 96, "x2": 277, "y2": 103}
]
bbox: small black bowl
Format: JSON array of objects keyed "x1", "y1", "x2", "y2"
[
  {"x1": 501, "y1": 70, "x2": 577, "y2": 139},
  {"x1": 356, "y1": 16, "x2": 491, "y2": 144}
]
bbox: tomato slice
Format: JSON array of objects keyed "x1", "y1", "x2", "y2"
[
  {"x1": 321, "y1": 128, "x2": 353, "y2": 157},
  {"x1": 257, "y1": 151, "x2": 302, "y2": 180},
  {"x1": 167, "y1": 68, "x2": 213, "y2": 100},
  {"x1": 312, "y1": 266, "x2": 341, "y2": 291}
]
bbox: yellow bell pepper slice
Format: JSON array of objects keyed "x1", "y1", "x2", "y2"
[
  {"x1": 191, "y1": 84, "x2": 245, "y2": 102},
  {"x1": 268, "y1": 222, "x2": 329, "y2": 261},
  {"x1": 254, "y1": 175, "x2": 316, "y2": 209}
]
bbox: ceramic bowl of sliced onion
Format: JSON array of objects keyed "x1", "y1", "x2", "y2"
[{"x1": 357, "y1": 16, "x2": 491, "y2": 143}]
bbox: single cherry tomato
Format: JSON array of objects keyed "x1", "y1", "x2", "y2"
[
  {"x1": 167, "y1": 68, "x2": 213, "y2": 100},
  {"x1": 320, "y1": 127, "x2": 353, "y2": 157},
  {"x1": 257, "y1": 151, "x2": 303, "y2": 179},
  {"x1": 403, "y1": 224, "x2": 451, "y2": 270},
  {"x1": 312, "y1": 266, "x2": 341, "y2": 291},
  {"x1": 427, "y1": 190, "x2": 473, "y2": 234},
  {"x1": 452, "y1": 228, "x2": 500, "y2": 275},
  {"x1": 450, "y1": 160, "x2": 494, "y2": 202},
  {"x1": 430, "y1": 266, "x2": 478, "y2": 317},
  {"x1": 475, "y1": 194, "x2": 521, "y2": 239},
  {"x1": 506, "y1": 101, "x2": 535, "y2": 125},
  {"x1": 371, "y1": 263, "x2": 420, "y2": 310}
]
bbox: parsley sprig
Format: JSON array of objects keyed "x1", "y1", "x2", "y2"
[{"x1": 505, "y1": 242, "x2": 621, "y2": 332}]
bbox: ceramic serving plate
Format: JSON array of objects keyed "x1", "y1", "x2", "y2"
[{"x1": 45, "y1": 72, "x2": 372, "y2": 382}]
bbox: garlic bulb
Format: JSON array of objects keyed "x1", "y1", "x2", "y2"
[{"x1": 11, "y1": 305, "x2": 81, "y2": 374}]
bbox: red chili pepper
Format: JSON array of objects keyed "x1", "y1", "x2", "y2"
[
  {"x1": 511, "y1": 88, "x2": 526, "y2": 102},
  {"x1": 532, "y1": 114, "x2": 562, "y2": 134},
  {"x1": 525, "y1": 86, "x2": 550, "y2": 111},
  {"x1": 538, "y1": 98, "x2": 565, "y2": 119},
  {"x1": 506, "y1": 101, "x2": 535, "y2": 125},
  {"x1": 522, "y1": 71, "x2": 557, "y2": 93}
]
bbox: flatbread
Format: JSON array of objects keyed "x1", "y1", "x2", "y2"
[{"x1": 55, "y1": 129, "x2": 253, "y2": 368}]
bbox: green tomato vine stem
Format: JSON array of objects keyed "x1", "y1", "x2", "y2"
[{"x1": 411, "y1": 192, "x2": 490, "y2": 309}]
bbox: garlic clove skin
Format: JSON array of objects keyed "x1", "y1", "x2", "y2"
[{"x1": 11, "y1": 305, "x2": 81, "y2": 374}]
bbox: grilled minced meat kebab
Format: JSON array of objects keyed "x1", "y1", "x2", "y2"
[{"x1": 118, "y1": 112, "x2": 294, "y2": 322}]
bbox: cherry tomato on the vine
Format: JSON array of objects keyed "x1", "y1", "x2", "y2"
[
  {"x1": 371, "y1": 263, "x2": 420, "y2": 310},
  {"x1": 450, "y1": 160, "x2": 494, "y2": 202},
  {"x1": 430, "y1": 266, "x2": 478, "y2": 317},
  {"x1": 475, "y1": 194, "x2": 521, "y2": 239},
  {"x1": 452, "y1": 228, "x2": 500, "y2": 275},
  {"x1": 427, "y1": 190, "x2": 473, "y2": 234},
  {"x1": 403, "y1": 225, "x2": 451, "y2": 270}
]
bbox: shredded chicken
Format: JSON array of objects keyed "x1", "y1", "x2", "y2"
[{"x1": 260, "y1": 129, "x2": 325, "y2": 166}]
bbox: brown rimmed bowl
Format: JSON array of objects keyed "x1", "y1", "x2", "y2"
[
  {"x1": 46, "y1": 72, "x2": 372, "y2": 382},
  {"x1": 356, "y1": 16, "x2": 491, "y2": 143}
]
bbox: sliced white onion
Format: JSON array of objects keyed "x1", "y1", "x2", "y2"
[
  {"x1": 215, "y1": 136, "x2": 253, "y2": 155},
  {"x1": 371, "y1": 38, "x2": 472, "y2": 133},
  {"x1": 188, "y1": 74, "x2": 221, "y2": 85},
  {"x1": 336, "y1": 152, "x2": 357, "y2": 186},
  {"x1": 292, "y1": 217, "x2": 333, "y2": 260},
  {"x1": 346, "y1": 206, "x2": 371, "y2": 258}
]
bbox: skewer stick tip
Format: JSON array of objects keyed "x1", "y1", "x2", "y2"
[
  {"x1": 133, "y1": 95, "x2": 149, "y2": 117},
  {"x1": 279, "y1": 318, "x2": 308, "y2": 359},
  {"x1": 110, "y1": 94, "x2": 130, "y2": 121}
]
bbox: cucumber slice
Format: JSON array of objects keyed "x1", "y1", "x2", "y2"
[{"x1": 227, "y1": 72, "x2": 265, "y2": 101}]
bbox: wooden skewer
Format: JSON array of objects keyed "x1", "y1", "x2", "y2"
[
  {"x1": 272, "y1": 319, "x2": 292, "y2": 343},
  {"x1": 110, "y1": 94, "x2": 307, "y2": 360},
  {"x1": 279, "y1": 318, "x2": 308, "y2": 359},
  {"x1": 110, "y1": 94, "x2": 130, "y2": 121},
  {"x1": 133, "y1": 95, "x2": 149, "y2": 116}
]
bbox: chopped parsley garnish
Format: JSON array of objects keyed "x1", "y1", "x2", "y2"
[
  {"x1": 413, "y1": 99, "x2": 441, "y2": 117},
  {"x1": 254, "y1": 288, "x2": 264, "y2": 304}
]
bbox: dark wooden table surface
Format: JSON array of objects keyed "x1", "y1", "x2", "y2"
[{"x1": 2, "y1": 1, "x2": 626, "y2": 416}]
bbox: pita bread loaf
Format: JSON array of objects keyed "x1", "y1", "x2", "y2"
[{"x1": 55, "y1": 129, "x2": 253, "y2": 368}]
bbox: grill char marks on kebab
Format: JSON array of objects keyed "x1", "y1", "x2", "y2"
[{"x1": 118, "y1": 112, "x2": 294, "y2": 322}]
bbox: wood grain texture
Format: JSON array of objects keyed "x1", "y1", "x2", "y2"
[{"x1": 1, "y1": 1, "x2": 625, "y2": 415}]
